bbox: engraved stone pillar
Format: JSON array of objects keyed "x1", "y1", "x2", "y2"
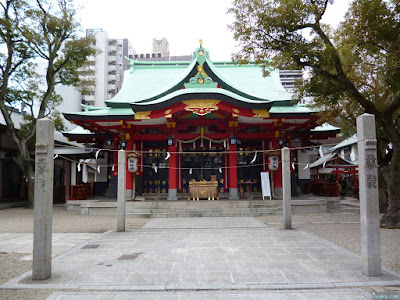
[
  {"x1": 357, "y1": 113, "x2": 381, "y2": 276},
  {"x1": 282, "y1": 147, "x2": 292, "y2": 229},
  {"x1": 32, "y1": 118, "x2": 54, "y2": 280},
  {"x1": 117, "y1": 149, "x2": 126, "y2": 232}
]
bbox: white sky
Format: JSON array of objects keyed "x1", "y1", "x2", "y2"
[{"x1": 77, "y1": 0, "x2": 350, "y2": 61}]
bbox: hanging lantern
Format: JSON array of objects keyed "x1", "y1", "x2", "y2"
[
  {"x1": 127, "y1": 156, "x2": 138, "y2": 173},
  {"x1": 268, "y1": 155, "x2": 279, "y2": 171}
]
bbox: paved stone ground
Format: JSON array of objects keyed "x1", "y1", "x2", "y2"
[
  {"x1": 46, "y1": 289, "x2": 372, "y2": 299},
  {"x1": 0, "y1": 233, "x2": 99, "y2": 261},
  {"x1": 2, "y1": 217, "x2": 400, "y2": 300}
]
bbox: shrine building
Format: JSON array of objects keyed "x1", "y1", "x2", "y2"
[{"x1": 63, "y1": 42, "x2": 338, "y2": 200}]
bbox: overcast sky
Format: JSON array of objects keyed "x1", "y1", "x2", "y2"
[{"x1": 77, "y1": 0, "x2": 350, "y2": 61}]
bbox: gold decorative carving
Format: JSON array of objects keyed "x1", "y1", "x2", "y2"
[
  {"x1": 183, "y1": 99, "x2": 220, "y2": 116},
  {"x1": 196, "y1": 65, "x2": 209, "y2": 77},
  {"x1": 252, "y1": 109, "x2": 270, "y2": 118},
  {"x1": 134, "y1": 111, "x2": 151, "y2": 120},
  {"x1": 165, "y1": 109, "x2": 171, "y2": 115},
  {"x1": 233, "y1": 108, "x2": 240, "y2": 114},
  {"x1": 167, "y1": 121, "x2": 176, "y2": 128}
]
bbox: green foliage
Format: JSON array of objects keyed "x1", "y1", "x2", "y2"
[
  {"x1": 230, "y1": 0, "x2": 400, "y2": 226},
  {"x1": 0, "y1": 0, "x2": 96, "y2": 200},
  {"x1": 229, "y1": 0, "x2": 400, "y2": 143}
]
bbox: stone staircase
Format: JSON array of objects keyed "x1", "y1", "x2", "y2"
[
  {"x1": 124, "y1": 200, "x2": 283, "y2": 218},
  {"x1": 67, "y1": 194, "x2": 338, "y2": 217}
]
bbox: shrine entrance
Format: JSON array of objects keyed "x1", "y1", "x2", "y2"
[{"x1": 181, "y1": 145, "x2": 225, "y2": 195}]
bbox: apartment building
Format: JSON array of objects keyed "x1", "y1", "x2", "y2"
[{"x1": 82, "y1": 29, "x2": 135, "y2": 107}]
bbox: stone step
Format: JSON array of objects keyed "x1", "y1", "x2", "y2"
[
  {"x1": 125, "y1": 207, "x2": 282, "y2": 213},
  {"x1": 124, "y1": 205, "x2": 282, "y2": 211},
  {"x1": 125, "y1": 201, "x2": 282, "y2": 208},
  {"x1": 126, "y1": 211, "x2": 280, "y2": 218},
  {"x1": 70, "y1": 198, "x2": 334, "y2": 216}
]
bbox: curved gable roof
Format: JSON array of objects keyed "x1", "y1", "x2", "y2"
[
  {"x1": 106, "y1": 43, "x2": 294, "y2": 110},
  {"x1": 206, "y1": 59, "x2": 292, "y2": 102},
  {"x1": 105, "y1": 60, "x2": 196, "y2": 108}
]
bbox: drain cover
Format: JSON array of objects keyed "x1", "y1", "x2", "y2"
[
  {"x1": 118, "y1": 253, "x2": 142, "y2": 260},
  {"x1": 82, "y1": 244, "x2": 100, "y2": 249}
]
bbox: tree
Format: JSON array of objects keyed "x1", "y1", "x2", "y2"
[
  {"x1": 229, "y1": 0, "x2": 400, "y2": 228},
  {"x1": 0, "y1": 0, "x2": 95, "y2": 207}
]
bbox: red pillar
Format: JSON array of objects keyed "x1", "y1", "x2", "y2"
[
  {"x1": 354, "y1": 169, "x2": 358, "y2": 193},
  {"x1": 126, "y1": 140, "x2": 133, "y2": 191},
  {"x1": 228, "y1": 144, "x2": 238, "y2": 189},
  {"x1": 167, "y1": 144, "x2": 178, "y2": 200},
  {"x1": 168, "y1": 145, "x2": 178, "y2": 190}
]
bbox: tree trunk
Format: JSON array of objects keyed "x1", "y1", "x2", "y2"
[
  {"x1": 378, "y1": 169, "x2": 388, "y2": 213},
  {"x1": 26, "y1": 177, "x2": 35, "y2": 209},
  {"x1": 14, "y1": 147, "x2": 35, "y2": 209},
  {"x1": 380, "y1": 166, "x2": 400, "y2": 228}
]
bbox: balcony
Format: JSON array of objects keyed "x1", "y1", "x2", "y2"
[
  {"x1": 108, "y1": 74, "x2": 117, "y2": 81},
  {"x1": 108, "y1": 45, "x2": 117, "y2": 53},
  {"x1": 108, "y1": 56, "x2": 117, "y2": 63},
  {"x1": 108, "y1": 65, "x2": 117, "y2": 71},
  {"x1": 82, "y1": 95, "x2": 95, "y2": 102},
  {"x1": 108, "y1": 83, "x2": 116, "y2": 90}
]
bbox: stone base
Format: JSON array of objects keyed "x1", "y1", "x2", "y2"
[
  {"x1": 125, "y1": 189, "x2": 133, "y2": 199},
  {"x1": 167, "y1": 189, "x2": 178, "y2": 200},
  {"x1": 274, "y1": 187, "x2": 283, "y2": 197},
  {"x1": 229, "y1": 188, "x2": 239, "y2": 200}
]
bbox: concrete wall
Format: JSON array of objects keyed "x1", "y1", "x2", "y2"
[
  {"x1": 94, "y1": 30, "x2": 109, "y2": 107},
  {"x1": 54, "y1": 85, "x2": 81, "y2": 131}
]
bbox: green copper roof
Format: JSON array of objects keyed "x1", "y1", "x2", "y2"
[
  {"x1": 105, "y1": 59, "x2": 195, "y2": 108},
  {"x1": 64, "y1": 107, "x2": 134, "y2": 120},
  {"x1": 64, "y1": 43, "x2": 324, "y2": 124},
  {"x1": 131, "y1": 88, "x2": 276, "y2": 111},
  {"x1": 206, "y1": 59, "x2": 292, "y2": 102},
  {"x1": 269, "y1": 104, "x2": 315, "y2": 114},
  {"x1": 104, "y1": 43, "x2": 293, "y2": 109}
]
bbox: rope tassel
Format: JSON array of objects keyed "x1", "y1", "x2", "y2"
[{"x1": 251, "y1": 152, "x2": 257, "y2": 164}]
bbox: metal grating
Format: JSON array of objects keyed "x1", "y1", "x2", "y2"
[
  {"x1": 81, "y1": 244, "x2": 100, "y2": 249},
  {"x1": 118, "y1": 253, "x2": 142, "y2": 260}
]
